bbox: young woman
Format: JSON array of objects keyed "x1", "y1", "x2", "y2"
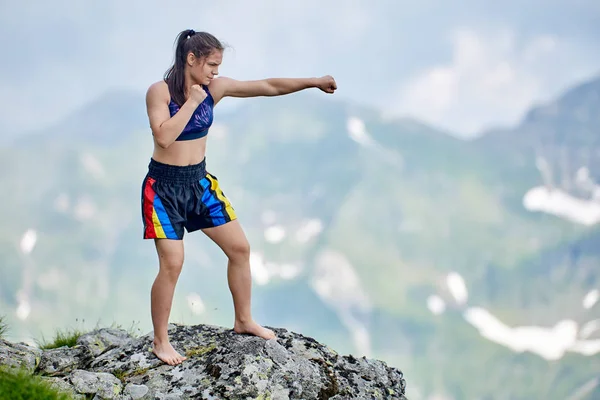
[{"x1": 142, "y1": 29, "x2": 337, "y2": 366}]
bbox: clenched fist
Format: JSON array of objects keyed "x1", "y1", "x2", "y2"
[
  {"x1": 189, "y1": 84, "x2": 208, "y2": 105},
  {"x1": 317, "y1": 75, "x2": 337, "y2": 94}
]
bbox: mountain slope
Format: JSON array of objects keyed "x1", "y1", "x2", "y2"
[{"x1": 1, "y1": 79, "x2": 599, "y2": 399}]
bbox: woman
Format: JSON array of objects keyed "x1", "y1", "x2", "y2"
[{"x1": 142, "y1": 29, "x2": 337, "y2": 366}]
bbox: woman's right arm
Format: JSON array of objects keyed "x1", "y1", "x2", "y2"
[{"x1": 145, "y1": 82, "x2": 206, "y2": 149}]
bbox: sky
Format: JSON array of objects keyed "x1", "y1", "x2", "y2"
[{"x1": 1, "y1": 0, "x2": 599, "y2": 139}]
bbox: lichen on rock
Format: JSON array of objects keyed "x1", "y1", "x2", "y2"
[{"x1": 0, "y1": 323, "x2": 407, "y2": 399}]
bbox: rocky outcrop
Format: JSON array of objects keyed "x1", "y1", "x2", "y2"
[{"x1": 0, "y1": 324, "x2": 407, "y2": 399}]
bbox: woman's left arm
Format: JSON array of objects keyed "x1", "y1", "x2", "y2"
[{"x1": 210, "y1": 75, "x2": 337, "y2": 102}]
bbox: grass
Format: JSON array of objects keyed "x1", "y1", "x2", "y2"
[
  {"x1": 36, "y1": 328, "x2": 86, "y2": 350},
  {"x1": 0, "y1": 368, "x2": 73, "y2": 400},
  {"x1": 0, "y1": 319, "x2": 146, "y2": 399},
  {"x1": 32, "y1": 318, "x2": 143, "y2": 351},
  {"x1": 112, "y1": 368, "x2": 127, "y2": 383},
  {"x1": 109, "y1": 320, "x2": 143, "y2": 338},
  {"x1": 0, "y1": 316, "x2": 7, "y2": 338}
]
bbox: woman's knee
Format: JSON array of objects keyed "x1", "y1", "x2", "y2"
[
  {"x1": 155, "y1": 239, "x2": 184, "y2": 276},
  {"x1": 159, "y1": 255, "x2": 184, "y2": 276},
  {"x1": 227, "y1": 240, "x2": 250, "y2": 263}
]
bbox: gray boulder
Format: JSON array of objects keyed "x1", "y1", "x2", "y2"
[
  {"x1": 0, "y1": 338, "x2": 42, "y2": 374},
  {"x1": 0, "y1": 323, "x2": 407, "y2": 399}
]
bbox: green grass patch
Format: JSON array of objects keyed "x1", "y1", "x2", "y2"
[
  {"x1": 36, "y1": 328, "x2": 86, "y2": 350},
  {"x1": 0, "y1": 368, "x2": 72, "y2": 400},
  {"x1": 112, "y1": 368, "x2": 127, "y2": 384}
]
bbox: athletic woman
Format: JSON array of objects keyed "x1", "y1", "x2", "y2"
[{"x1": 142, "y1": 29, "x2": 337, "y2": 366}]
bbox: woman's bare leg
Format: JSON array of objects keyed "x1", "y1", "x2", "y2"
[
  {"x1": 150, "y1": 238, "x2": 188, "y2": 365},
  {"x1": 202, "y1": 220, "x2": 275, "y2": 339}
]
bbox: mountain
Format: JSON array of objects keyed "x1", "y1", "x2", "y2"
[
  {"x1": 472, "y1": 76, "x2": 600, "y2": 314},
  {"x1": 1, "y1": 76, "x2": 599, "y2": 400},
  {"x1": 474, "y1": 75, "x2": 600, "y2": 199},
  {"x1": 478, "y1": 75, "x2": 600, "y2": 155}
]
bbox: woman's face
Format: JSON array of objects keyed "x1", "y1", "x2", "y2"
[{"x1": 189, "y1": 49, "x2": 223, "y2": 86}]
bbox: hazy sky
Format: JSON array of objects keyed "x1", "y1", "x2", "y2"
[{"x1": 2, "y1": 0, "x2": 599, "y2": 138}]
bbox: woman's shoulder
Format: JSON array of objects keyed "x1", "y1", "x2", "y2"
[
  {"x1": 146, "y1": 80, "x2": 170, "y2": 102},
  {"x1": 205, "y1": 77, "x2": 231, "y2": 104}
]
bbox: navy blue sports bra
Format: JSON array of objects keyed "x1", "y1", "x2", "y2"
[{"x1": 168, "y1": 85, "x2": 214, "y2": 141}]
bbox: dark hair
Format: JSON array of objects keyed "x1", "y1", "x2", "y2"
[{"x1": 164, "y1": 29, "x2": 225, "y2": 106}]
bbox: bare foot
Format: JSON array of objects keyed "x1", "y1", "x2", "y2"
[
  {"x1": 152, "y1": 339, "x2": 188, "y2": 366},
  {"x1": 234, "y1": 320, "x2": 276, "y2": 340}
]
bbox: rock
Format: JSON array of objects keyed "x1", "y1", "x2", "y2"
[
  {"x1": 123, "y1": 383, "x2": 153, "y2": 399},
  {"x1": 70, "y1": 369, "x2": 123, "y2": 399},
  {"x1": 77, "y1": 328, "x2": 135, "y2": 357},
  {"x1": 37, "y1": 344, "x2": 93, "y2": 376},
  {"x1": 0, "y1": 323, "x2": 408, "y2": 399},
  {"x1": 0, "y1": 339, "x2": 42, "y2": 374},
  {"x1": 41, "y1": 376, "x2": 87, "y2": 400}
]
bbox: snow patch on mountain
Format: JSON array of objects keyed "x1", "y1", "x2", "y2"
[
  {"x1": 346, "y1": 117, "x2": 403, "y2": 167},
  {"x1": 523, "y1": 186, "x2": 600, "y2": 225}
]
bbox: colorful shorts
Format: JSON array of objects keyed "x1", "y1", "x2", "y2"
[{"x1": 141, "y1": 158, "x2": 237, "y2": 240}]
